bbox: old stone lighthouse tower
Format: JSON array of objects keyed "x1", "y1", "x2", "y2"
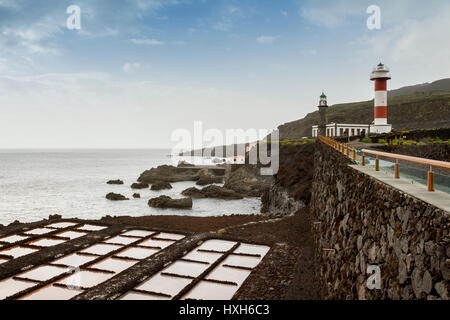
[{"x1": 318, "y1": 92, "x2": 328, "y2": 136}]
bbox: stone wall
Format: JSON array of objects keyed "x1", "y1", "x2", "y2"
[{"x1": 311, "y1": 142, "x2": 449, "y2": 300}]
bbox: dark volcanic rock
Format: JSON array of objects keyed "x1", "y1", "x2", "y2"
[
  {"x1": 223, "y1": 166, "x2": 272, "y2": 197},
  {"x1": 48, "y1": 214, "x2": 62, "y2": 220},
  {"x1": 132, "y1": 193, "x2": 140, "y2": 198},
  {"x1": 196, "y1": 175, "x2": 223, "y2": 186},
  {"x1": 148, "y1": 196, "x2": 192, "y2": 209},
  {"x1": 138, "y1": 165, "x2": 199, "y2": 183},
  {"x1": 107, "y1": 179, "x2": 124, "y2": 185},
  {"x1": 177, "y1": 160, "x2": 195, "y2": 167},
  {"x1": 106, "y1": 193, "x2": 129, "y2": 201},
  {"x1": 182, "y1": 185, "x2": 243, "y2": 200},
  {"x1": 260, "y1": 143, "x2": 315, "y2": 216},
  {"x1": 151, "y1": 181, "x2": 173, "y2": 191},
  {"x1": 131, "y1": 182, "x2": 149, "y2": 189}
]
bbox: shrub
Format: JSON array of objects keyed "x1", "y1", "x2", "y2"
[{"x1": 361, "y1": 137, "x2": 372, "y2": 143}]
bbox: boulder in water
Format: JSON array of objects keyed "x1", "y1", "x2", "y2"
[
  {"x1": 107, "y1": 179, "x2": 124, "y2": 185},
  {"x1": 131, "y1": 182, "x2": 149, "y2": 189},
  {"x1": 223, "y1": 166, "x2": 272, "y2": 197},
  {"x1": 106, "y1": 192, "x2": 129, "y2": 201},
  {"x1": 148, "y1": 195, "x2": 192, "y2": 209},
  {"x1": 181, "y1": 185, "x2": 243, "y2": 200},
  {"x1": 151, "y1": 181, "x2": 173, "y2": 191}
]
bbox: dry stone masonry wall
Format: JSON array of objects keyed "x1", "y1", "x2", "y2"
[{"x1": 311, "y1": 142, "x2": 449, "y2": 300}]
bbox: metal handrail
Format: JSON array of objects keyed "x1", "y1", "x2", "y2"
[
  {"x1": 361, "y1": 149, "x2": 450, "y2": 170},
  {"x1": 318, "y1": 135, "x2": 450, "y2": 192}
]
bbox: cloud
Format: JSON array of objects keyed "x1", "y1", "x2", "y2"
[
  {"x1": 0, "y1": 71, "x2": 279, "y2": 148},
  {"x1": 213, "y1": 20, "x2": 233, "y2": 31},
  {"x1": 357, "y1": 3, "x2": 450, "y2": 74},
  {"x1": 256, "y1": 35, "x2": 278, "y2": 44},
  {"x1": 299, "y1": 0, "x2": 364, "y2": 28},
  {"x1": 122, "y1": 62, "x2": 141, "y2": 73},
  {"x1": 0, "y1": 14, "x2": 63, "y2": 56},
  {"x1": 130, "y1": 38, "x2": 165, "y2": 45},
  {"x1": 281, "y1": 11, "x2": 288, "y2": 17},
  {"x1": 213, "y1": 5, "x2": 244, "y2": 32},
  {"x1": 136, "y1": 0, "x2": 183, "y2": 11}
]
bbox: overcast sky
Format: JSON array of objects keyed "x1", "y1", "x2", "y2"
[{"x1": 0, "y1": 0, "x2": 449, "y2": 148}]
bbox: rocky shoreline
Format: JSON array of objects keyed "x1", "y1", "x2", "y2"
[{"x1": 105, "y1": 160, "x2": 273, "y2": 210}]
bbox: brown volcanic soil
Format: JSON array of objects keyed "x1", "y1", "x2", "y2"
[
  {"x1": 98, "y1": 214, "x2": 269, "y2": 233},
  {"x1": 225, "y1": 207, "x2": 318, "y2": 299}
]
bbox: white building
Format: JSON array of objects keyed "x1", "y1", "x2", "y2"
[
  {"x1": 312, "y1": 123, "x2": 370, "y2": 138},
  {"x1": 312, "y1": 63, "x2": 393, "y2": 138}
]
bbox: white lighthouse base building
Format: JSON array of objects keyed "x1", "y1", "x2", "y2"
[
  {"x1": 312, "y1": 123, "x2": 391, "y2": 138},
  {"x1": 369, "y1": 123, "x2": 392, "y2": 134}
]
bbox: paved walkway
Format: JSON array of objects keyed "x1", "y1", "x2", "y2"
[{"x1": 350, "y1": 164, "x2": 450, "y2": 213}]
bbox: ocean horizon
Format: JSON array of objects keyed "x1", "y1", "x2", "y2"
[{"x1": 0, "y1": 148, "x2": 259, "y2": 226}]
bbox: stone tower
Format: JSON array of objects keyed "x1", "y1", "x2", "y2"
[{"x1": 318, "y1": 92, "x2": 328, "y2": 136}]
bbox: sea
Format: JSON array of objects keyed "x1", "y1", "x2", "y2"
[{"x1": 0, "y1": 149, "x2": 260, "y2": 226}]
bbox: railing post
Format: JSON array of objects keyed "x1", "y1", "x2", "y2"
[
  {"x1": 375, "y1": 156, "x2": 379, "y2": 171},
  {"x1": 352, "y1": 149, "x2": 356, "y2": 160},
  {"x1": 346, "y1": 144, "x2": 349, "y2": 157},
  {"x1": 394, "y1": 159, "x2": 399, "y2": 179},
  {"x1": 362, "y1": 154, "x2": 365, "y2": 166},
  {"x1": 428, "y1": 166, "x2": 434, "y2": 192}
]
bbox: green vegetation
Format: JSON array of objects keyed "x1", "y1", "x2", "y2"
[
  {"x1": 264, "y1": 138, "x2": 316, "y2": 146},
  {"x1": 426, "y1": 136, "x2": 450, "y2": 144},
  {"x1": 361, "y1": 137, "x2": 372, "y2": 143},
  {"x1": 277, "y1": 91, "x2": 450, "y2": 139}
]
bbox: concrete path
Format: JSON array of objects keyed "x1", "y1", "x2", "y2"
[{"x1": 350, "y1": 164, "x2": 450, "y2": 213}]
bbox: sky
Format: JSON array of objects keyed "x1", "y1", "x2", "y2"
[{"x1": 0, "y1": 0, "x2": 449, "y2": 148}]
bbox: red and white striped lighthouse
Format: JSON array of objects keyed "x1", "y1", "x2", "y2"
[{"x1": 370, "y1": 63, "x2": 391, "y2": 126}]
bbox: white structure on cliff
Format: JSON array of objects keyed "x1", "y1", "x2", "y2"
[
  {"x1": 312, "y1": 63, "x2": 393, "y2": 138},
  {"x1": 369, "y1": 63, "x2": 392, "y2": 134}
]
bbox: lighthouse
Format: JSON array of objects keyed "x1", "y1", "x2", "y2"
[
  {"x1": 369, "y1": 63, "x2": 392, "y2": 134},
  {"x1": 311, "y1": 62, "x2": 394, "y2": 138},
  {"x1": 318, "y1": 92, "x2": 328, "y2": 136}
]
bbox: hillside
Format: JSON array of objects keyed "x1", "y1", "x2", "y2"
[
  {"x1": 388, "y1": 78, "x2": 450, "y2": 97},
  {"x1": 277, "y1": 90, "x2": 450, "y2": 139}
]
